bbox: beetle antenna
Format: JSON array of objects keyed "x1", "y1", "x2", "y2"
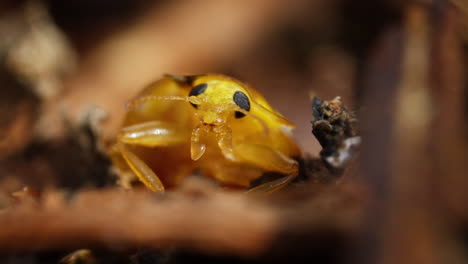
[{"x1": 125, "y1": 95, "x2": 190, "y2": 111}]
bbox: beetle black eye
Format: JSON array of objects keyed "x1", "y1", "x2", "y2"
[
  {"x1": 233, "y1": 91, "x2": 250, "y2": 118},
  {"x1": 189, "y1": 83, "x2": 207, "y2": 108}
]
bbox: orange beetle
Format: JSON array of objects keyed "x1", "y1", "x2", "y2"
[{"x1": 113, "y1": 74, "x2": 300, "y2": 193}]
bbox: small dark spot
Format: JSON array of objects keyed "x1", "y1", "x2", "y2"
[
  {"x1": 166, "y1": 74, "x2": 198, "y2": 85},
  {"x1": 233, "y1": 91, "x2": 250, "y2": 118},
  {"x1": 189, "y1": 83, "x2": 208, "y2": 108},
  {"x1": 235, "y1": 111, "x2": 245, "y2": 118}
]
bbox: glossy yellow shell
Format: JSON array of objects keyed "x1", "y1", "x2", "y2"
[{"x1": 114, "y1": 74, "x2": 300, "y2": 192}]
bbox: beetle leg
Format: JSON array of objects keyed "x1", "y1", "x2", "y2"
[
  {"x1": 231, "y1": 143, "x2": 298, "y2": 193},
  {"x1": 118, "y1": 121, "x2": 190, "y2": 192},
  {"x1": 190, "y1": 125, "x2": 206, "y2": 161}
]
